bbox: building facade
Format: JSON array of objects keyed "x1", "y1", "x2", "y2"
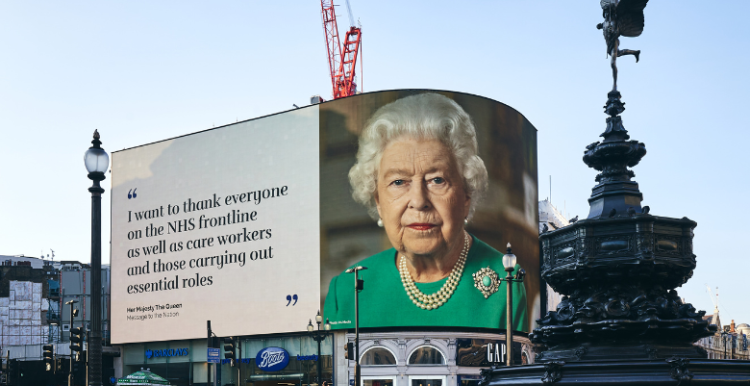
[
  {"x1": 537, "y1": 199, "x2": 569, "y2": 314},
  {"x1": 0, "y1": 255, "x2": 114, "y2": 385},
  {"x1": 116, "y1": 333, "x2": 334, "y2": 386},
  {"x1": 696, "y1": 319, "x2": 750, "y2": 360},
  {"x1": 56, "y1": 260, "x2": 111, "y2": 345},
  {"x1": 108, "y1": 92, "x2": 542, "y2": 386},
  {"x1": 114, "y1": 329, "x2": 532, "y2": 386},
  {"x1": 339, "y1": 331, "x2": 532, "y2": 386}
]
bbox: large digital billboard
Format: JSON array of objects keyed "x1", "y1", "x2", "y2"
[{"x1": 111, "y1": 90, "x2": 538, "y2": 344}]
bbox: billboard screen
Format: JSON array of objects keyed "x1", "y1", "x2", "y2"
[{"x1": 111, "y1": 90, "x2": 538, "y2": 344}]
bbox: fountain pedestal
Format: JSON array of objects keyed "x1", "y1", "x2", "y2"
[{"x1": 481, "y1": 91, "x2": 750, "y2": 385}]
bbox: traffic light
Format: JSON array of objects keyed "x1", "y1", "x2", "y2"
[
  {"x1": 223, "y1": 337, "x2": 236, "y2": 360},
  {"x1": 344, "y1": 342, "x2": 354, "y2": 360},
  {"x1": 70, "y1": 327, "x2": 84, "y2": 356},
  {"x1": 8, "y1": 359, "x2": 19, "y2": 382},
  {"x1": 43, "y1": 344, "x2": 54, "y2": 371},
  {"x1": 71, "y1": 350, "x2": 86, "y2": 384}
]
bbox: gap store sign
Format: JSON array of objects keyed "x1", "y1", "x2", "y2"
[{"x1": 145, "y1": 347, "x2": 189, "y2": 359}]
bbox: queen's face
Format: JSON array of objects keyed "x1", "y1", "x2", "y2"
[{"x1": 375, "y1": 137, "x2": 471, "y2": 260}]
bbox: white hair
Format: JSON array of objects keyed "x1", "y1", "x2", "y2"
[{"x1": 348, "y1": 93, "x2": 489, "y2": 220}]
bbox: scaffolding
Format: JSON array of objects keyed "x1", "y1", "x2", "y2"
[
  {"x1": 47, "y1": 278, "x2": 61, "y2": 343},
  {"x1": 0, "y1": 281, "x2": 46, "y2": 346}
]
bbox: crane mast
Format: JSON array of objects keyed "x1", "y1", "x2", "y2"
[
  {"x1": 706, "y1": 285, "x2": 719, "y2": 313},
  {"x1": 320, "y1": 0, "x2": 362, "y2": 99}
]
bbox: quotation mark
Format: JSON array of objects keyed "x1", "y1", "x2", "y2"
[
  {"x1": 286, "y1": 294, "x2": 298, "y2": 306},
  {"x1": 128, "y1": 188, "x2": 138, "y2": 199}
]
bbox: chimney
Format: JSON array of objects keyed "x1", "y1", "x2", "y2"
[{"x1": 731, "y1": 319, "x2": 736, "y2": 333}]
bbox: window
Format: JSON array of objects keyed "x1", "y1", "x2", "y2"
[
  {"x1": 411, "y1": 379, "x2": 442, "y2": 386},
  {"x1": 361, "y1": 347, "x2": 396, "y2": 365},
  {"x1": 408, "y1": 347, "x2": 445, "y2": 365},
  {"x1": 364, "y1": 379, "x2": 395, "y2": 386}
]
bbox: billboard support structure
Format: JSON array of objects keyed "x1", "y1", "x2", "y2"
[{"x1": 345, "y1": 266, "x2": 367, "y2": 386}]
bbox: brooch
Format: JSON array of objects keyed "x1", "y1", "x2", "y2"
[{"x1": 472, "y1": 267, "x2": 500, "y2": 298}]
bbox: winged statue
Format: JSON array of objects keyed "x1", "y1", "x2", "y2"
[{"x1": 596, "y1": 0, "x2": 648, "y2": 91}]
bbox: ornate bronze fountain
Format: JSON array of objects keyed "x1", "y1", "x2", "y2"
[{"x1": 483, "y1": 1, "x2": 750, "y2": 384}]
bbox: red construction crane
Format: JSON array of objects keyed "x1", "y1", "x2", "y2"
[{"x1": 320, "y1": 0, "x2": 362, "y2": 99}]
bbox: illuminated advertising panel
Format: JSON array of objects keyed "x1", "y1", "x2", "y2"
[
  {"x1": 111, "y1": 108, "x2": 321, "y2": 343},
  {"x1": 111, "y1": 90, "x2": 538, "y2": 344}
]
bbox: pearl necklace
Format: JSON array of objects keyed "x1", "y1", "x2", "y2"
[{"x1": 398, "y1": 232, "x2": 469, "y2": 310}]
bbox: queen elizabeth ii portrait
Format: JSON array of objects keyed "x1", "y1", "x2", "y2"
[{"x1": 323, "y1": 92, "x2": 530, "y2": 331}]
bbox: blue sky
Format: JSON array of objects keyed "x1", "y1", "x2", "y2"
[{"x1": 1, "y1": 1, "x2": 747, "y2": 325}]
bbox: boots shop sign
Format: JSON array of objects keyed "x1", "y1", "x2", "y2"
[{"x1": 256, "y1": 347, "x2": 290, "y2": 372}]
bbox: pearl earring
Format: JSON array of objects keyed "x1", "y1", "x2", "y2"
[
  {"x1": 465, "y1": 219, "x2": 468, "y2": 225},
  {"x1": 377, "y1": 218, "x2": 384, "y2": 227}
]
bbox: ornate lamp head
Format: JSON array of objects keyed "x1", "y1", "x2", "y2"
[{"x1": 84, "y1": 130, "x2": 109, "y2": 181}]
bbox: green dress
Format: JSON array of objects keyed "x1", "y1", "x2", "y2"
[{"x1": 324, "y1": 234, "x2": 528, "y2": 332}]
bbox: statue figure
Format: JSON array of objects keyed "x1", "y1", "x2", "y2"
[{"x1": 596, "y1": 0, "x2": 648, "y2": 91}]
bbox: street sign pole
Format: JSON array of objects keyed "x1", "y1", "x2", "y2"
[{"x1": 207, "y1": 321, "x2": 212, "y2": 386}]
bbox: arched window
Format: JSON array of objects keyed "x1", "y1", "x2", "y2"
[
  {"x1": 361, "y1": 347, "x2": 396, "y2": 366},
  {"x1": 408, "y1": 346, "x2": 445, "y2": 365}
]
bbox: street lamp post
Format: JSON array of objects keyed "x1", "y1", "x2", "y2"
[
  {"x1": 84, "y1": 130, "x2": 109, "y2": 386},
  {"x1": 721, "y1": 327, "x2": 731, "y2": 359},
  {"x1": 307, "y1": 311, "x2": 331, "y2": 386},
  {"x1": 500, "y1": 244, "x2": 524, "y2": 367},
  {"x1": 345, "y1": 266, "x2": 367, "y2": 386}
]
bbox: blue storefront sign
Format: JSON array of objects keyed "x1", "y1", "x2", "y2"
[
  {"x1": 255, "y1": 347, "x2": 290, "y2": 372},
  {"x1": 145, "y1": 347, "x2": 189, "y2": 359},
  {"x1": 207, "y1": 347, "x2": 221, "y2": 364}
]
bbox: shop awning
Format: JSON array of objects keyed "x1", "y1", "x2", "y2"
[
  {"x1": 116, "y1": 368, "x2": 171, "y2": 385},
  {"x1": 248, "y1": 373, "x2": 305, "y2": 381}
]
